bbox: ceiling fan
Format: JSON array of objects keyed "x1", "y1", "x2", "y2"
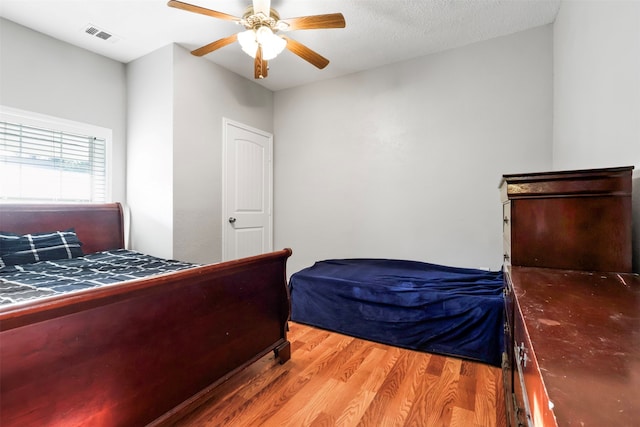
[{"x1": 167, "y1": 0, "x2": 346, "y2": 79}]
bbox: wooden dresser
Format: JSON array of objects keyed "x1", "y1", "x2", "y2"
[
  {"x1": 500, "y1": 166, "x2": 633, "y2": 273},
  {"x1": 499, "y1": 166, "x2": 639, "y2": 426}
]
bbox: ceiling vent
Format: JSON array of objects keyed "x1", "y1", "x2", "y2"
[{"x1": 82, "y1": 24, "x2": 119, "y2": 43}]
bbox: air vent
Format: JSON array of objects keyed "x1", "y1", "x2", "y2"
[
  {"x1": 95, "y1": 31, "x2": 112, "y2": 41},
  {"x1": 82, "y1": 24, "x2": 118, "y2": 43}
]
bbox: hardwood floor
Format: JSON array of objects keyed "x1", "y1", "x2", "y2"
[{"x1": 173, "y1": 322, "x2": 506, "y2": 427}]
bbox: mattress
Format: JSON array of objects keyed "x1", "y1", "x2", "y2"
[
  {"x1": 0, "y1": 249, "x2": 197, "y2": 305},
  {"x1": 289, "y1": 258, "x2": 504, "y2": 366}
]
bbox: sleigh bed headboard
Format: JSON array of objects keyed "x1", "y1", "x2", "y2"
[{"x1": 0, "y1": 203, "x2": 124, "y2": 255}]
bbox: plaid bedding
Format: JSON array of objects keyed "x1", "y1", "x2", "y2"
[
  {"x1": 0, "y1": 249, "x2": 198, "y2": 306},
  {"x1": 0, "y1": 229, "x2": 83, "y2": 268}
]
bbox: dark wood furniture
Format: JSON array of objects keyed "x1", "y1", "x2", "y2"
[
  {"x1": 505, "y1": 267, "x2": 640, "y2": 426},
  {"x1": 499, "y1": 166, "x2": 639, "y2": 426},
  {"x1": 0, "y1": 203, "x2": 292, "y2": 427},
  {"x1": 500, "y1": 166, "x2": 633, "y2": 273}
]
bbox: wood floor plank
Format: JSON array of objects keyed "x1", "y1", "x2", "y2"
[
  {"x1": 333, "y1": 340, "x2": 374, "y2": 383},
  {"x1": 309, "y1": 411, "x2": 337, "y2": 427},
  {"x1": 456, "y1": 368, "x2": 478, "y2": 412},
  {"x1": 322, "y1": 347, "x2": 389, "y2": 425},
  {"x1": 270, "y1": 378, "x2": 343, "y2": 426},
  {"x1": 334, "y1": 388, "x2": 377, "y2": 426},
  {"x1": 378, "y1": 351, "x2": 431, "y2": 427},
  {"x1": 412, "y1": 357, "x2": 462, "y2": 427},
  {"x1": 357, "y1": 351, "x2": 413, "y2": 426},
  {"x1": 473, "y1": 363, "x2": 503, "y2": 427},
  {"x1": 450, "y1": 406, "x2": 476, "y2": 427},
  {"x1": 260, "y1": 334, "x2": 358, "y2": 425},
  {"x1": 171, "y1": 323, "x2": 505, "y2": 427},
  {"x1": 358, "y1": 344, "x2": 403, "y2": 395}
]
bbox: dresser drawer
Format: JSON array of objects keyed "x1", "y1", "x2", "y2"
[{"x1": 502, "y1": 201, "x2": 511, "y2": 266}]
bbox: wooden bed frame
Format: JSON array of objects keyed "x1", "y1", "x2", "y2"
[{"x1": 0, "y1": 203, "x2": 292, "y2": 426}]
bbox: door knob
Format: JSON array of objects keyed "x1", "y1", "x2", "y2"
[{"x1": 228, "y1": 217, "x2": 236, "y2": 223}]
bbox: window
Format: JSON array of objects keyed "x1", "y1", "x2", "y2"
[{"x1": 0, "y1": 107, "x2": 111, "y2": 203}]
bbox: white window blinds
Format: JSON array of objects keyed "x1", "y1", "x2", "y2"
[{"x1": 0, "y1": 120, "x2": 108, "y2": 202}]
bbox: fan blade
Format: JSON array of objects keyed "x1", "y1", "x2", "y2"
[
  {"x1": 254, "y1": 46, "x2": 268, "y2": 79},
  {"x1": 253, "y1": 0, "x2": 271, "y2": 17},
  {"x1": 282, "y1": 37, "x2": 329, "y2": 69},
  {"x1": 282, "y1": 13, "x2": 346, "y2": 31},
  {"x1": 192, "y1": 33, "x2": 238, "y2": 57},
  {"x1": 167, "y1": 0, "x2": 239, "y2": 22}
]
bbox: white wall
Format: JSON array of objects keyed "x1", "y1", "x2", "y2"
[
  {"x1": 126, "y1": 45, "x2": 175, "y2": 259},
  {"x1": 172, "y1": 45, "x2": 274, "y2": 263},
  {"x1": 0, "y1": 18, "x2": 127, "y2": 203},
  {"x1": 274, "y1": 26, "x2": 554, "y2": 274},
  {"x1": 553, "y1": 1, "x2": 640, "y2": 168},
  {"x1": 127, "y1": 44, "x2": 274, "y2": 263},
  {"x1": 553, "y1": 1, "x2": 640, "y2": 271}
]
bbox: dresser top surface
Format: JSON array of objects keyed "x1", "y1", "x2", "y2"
[
  {"x1": 499, "y1": 165, "x2": 634, "y2": 201},
  {"x1": 509, "y1": 266, "x2": 640, "y2": 426},
  {"x1": 500, "y1": 165, "x2": 634, "y2": 184}
]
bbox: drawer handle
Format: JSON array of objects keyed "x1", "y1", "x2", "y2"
[
  {"x1": 504, "y1": 322, "x2": 510, "y2": 336},
  {"x1": 516, "y1": 342, "x2": 529, "y2": 368}
]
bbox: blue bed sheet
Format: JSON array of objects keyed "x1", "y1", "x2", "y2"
[{"x1": 289, "y1": 258, "x2": 504, "y2": 366}]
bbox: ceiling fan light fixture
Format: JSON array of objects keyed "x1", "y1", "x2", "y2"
[
  {"x1": 167, "y1": 0, "x2": 346, "y2": 78},
  {"x1": 237, "y1": 29, "x2": 258, "y2": 56},
  {"x1": 238, "y1": 26, "x2": 286, "y2": 60}
]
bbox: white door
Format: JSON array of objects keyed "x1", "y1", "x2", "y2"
[{"x1": 222, "y1": 118, "x2": 273, "y2": 261}]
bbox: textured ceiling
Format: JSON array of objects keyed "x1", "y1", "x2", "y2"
[{"x1": 0, "y1": 0, "x2": 561, "y2": 91}]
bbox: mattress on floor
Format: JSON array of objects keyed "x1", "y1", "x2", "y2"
[{"x1": 289, "y1": 258, "x2": 504, "y2": 366}]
